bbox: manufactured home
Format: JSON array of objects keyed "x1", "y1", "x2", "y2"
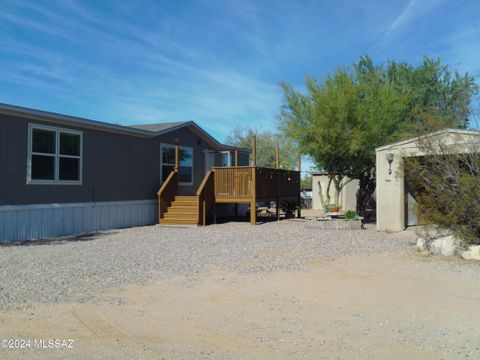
[{"x1": 0, "y1": 103, "x2": 300, "y2": 242}]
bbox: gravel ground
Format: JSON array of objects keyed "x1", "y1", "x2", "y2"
[{"x1": 0, "y1": 219, "x2": 477, "y2": 312}]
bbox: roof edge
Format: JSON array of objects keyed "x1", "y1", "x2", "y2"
[
  {"x1": 0, "y1": 102, "x2": 154, "y2": 138},
  {"x1": 0, "y1": 102, "x2": 248, "y2": 152},
  {"x1": 375, "y1": 128, "x2": 480, "y2": 151}
]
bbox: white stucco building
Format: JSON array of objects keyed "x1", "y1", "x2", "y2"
[
  {"x1": 376, "y1": 129, "x2": 480, "y2": 232},
  {"x1": 311, "y1": 172, "x2": 359, "y2": 211}
]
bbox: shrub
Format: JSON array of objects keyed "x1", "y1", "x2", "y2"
[
  {"x1": 344, "y1": 210, "x2": 359, "y2": 220},
  {"x1": 405, "y1": 134, "x2": 480, "y2": 246}
]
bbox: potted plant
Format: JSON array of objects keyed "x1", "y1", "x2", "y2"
[{"x1": 328, "y1": 204, "x2": 340, "y2": 213}]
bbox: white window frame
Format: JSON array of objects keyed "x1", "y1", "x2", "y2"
[
  {"x1": 160, "y1": 143, "x2": 194, "y2": 186},
  {"x1": 27, "y1": 123, "x2": 83, "y2": 185},
  {"x1": 220, "y1": 151, "x2": 231, "y2": 167}
]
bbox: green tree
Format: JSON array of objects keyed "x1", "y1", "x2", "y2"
[
  {"x1": 225, "y1": 126, "x2": 299, "y2": 169},
  {"x1": 386, "y1": 56, "x2": 477, "y2": 129},
  {"x1": 279, "y1": 55, "x2": 478, "y2": 215},
  {"x1": 301, "y1": 174, "x2": 312, "y2": 190}
]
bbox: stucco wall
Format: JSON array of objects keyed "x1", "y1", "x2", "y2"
[
  {"x1": 311, "y1": 174, "x2": 359, "y2": 211},
  {"x1": 375, "y1": 130, "x2": 480, "y2": 232},
  {"x1": 375, "y1": 148, "x2": 405, "y2": 232}
]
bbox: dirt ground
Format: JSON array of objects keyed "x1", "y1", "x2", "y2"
[{"x1": 1, "y1": 252, "x2": 479, "y2": 360}]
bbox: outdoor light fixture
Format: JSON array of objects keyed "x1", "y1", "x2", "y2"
[{"x1": 386, "y1": 153, "x2": 395, "y2": 175}]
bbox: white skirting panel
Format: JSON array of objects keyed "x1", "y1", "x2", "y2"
[{"x1": 0, "y1": 200, "x2": 157, "y2": 243}]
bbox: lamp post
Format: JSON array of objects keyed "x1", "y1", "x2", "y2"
[{"x1": 386, "y1": 153, "x2": 394, "y2": 175}]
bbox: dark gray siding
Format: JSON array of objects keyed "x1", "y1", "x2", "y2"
[{"x1": 0, "y1": 114, "x2": 219, "y2": 205}]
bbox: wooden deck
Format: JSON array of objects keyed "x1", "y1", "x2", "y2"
[{"x1": 158, "y1": 166, "x2": 300, "y2": 225}]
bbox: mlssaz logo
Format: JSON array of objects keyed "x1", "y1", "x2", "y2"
[{"x1": 34, "y1": 339, "x2": 74, "y2": 349}]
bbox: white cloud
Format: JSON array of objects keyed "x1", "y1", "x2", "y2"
[
  {"x1": 0, "y1": 0, "x2": 285, "y2": 141},
  {"x1": 375, "y1": 0, "x2": 444, "y2": 48}
]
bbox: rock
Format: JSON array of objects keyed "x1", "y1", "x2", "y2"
[
  {"x1": 430, "y1": 235, "x2": 458, "y2": 257},
  {"x1": 416, "y1": 237, "x2": 428, "y2": 251},
  {"x1": 415, "y1": 225, "x2": 451, "y2": 239},
  {"x1": 461, "y1": 245, "x2": 480, "y2": 261}
]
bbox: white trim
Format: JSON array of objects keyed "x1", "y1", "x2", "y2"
[
  {"x1": 160, "y1": 143, "x2": 194, "y2": 186},
  {"x1": 27, "y1": 123, "x2": 83, "y2": 185},
  {"x1": 375, "y1": 128, "x2": 480, "y2": 151},
  {"x1": 220, "y1": 151, "x2": 231, "y2": 167}
]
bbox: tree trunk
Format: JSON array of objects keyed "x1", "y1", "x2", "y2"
[{"x1": 318, "y1": 178, "x2": 333, "y2": 211}]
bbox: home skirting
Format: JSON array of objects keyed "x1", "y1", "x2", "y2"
[{"x1": 0, "y1": 200, "x2": 157, "y2": 243}]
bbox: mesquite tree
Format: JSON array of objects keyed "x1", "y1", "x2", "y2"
[{"x1": 279, "y1": 55, "x2": 478, "y2": 216}]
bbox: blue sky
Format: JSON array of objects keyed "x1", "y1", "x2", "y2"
[{"x1": 1, "y1": 0, "x2": 479, "y2": 148}]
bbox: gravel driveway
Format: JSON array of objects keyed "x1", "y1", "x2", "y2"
[
  {"x1": 0, "y1": 219, "x2": 417, "y2": 311},
  {"x1": 2, "y1": 219, "x2": 480, "y2": 360}
]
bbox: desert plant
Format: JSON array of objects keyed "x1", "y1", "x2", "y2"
[
  {"x1": 344, "y1": 210, "x2": 359, "y2": 220},
  {"x1": 405, "y1": 132, "x2": 480, "y2": 246}
]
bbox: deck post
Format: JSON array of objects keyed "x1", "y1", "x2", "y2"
[
  {"x1": 174, "y1": 139, "x2": 180, "y2": 170},
  {"x1": 250, "y1": 167, "x2": 257, "y2": 225},
  {"x1": 252, "y1": 135, "x2": 256, "y2": 167},
  {"x1": 202, "y1": 199, "x2": 206, "y2": 226},
  {"x1": 250, "y1": 201, "x2": 256, "y2": 224},
  {"x1": 275, "y1": 137, "x2": 280, "y2": 169},
  {"x1": 234, "y1": 150, "x2": 238, "y2": 217},
  {"x1": 275, "y1": 138, "x2": 280, "y2": 221},
  {"x1": 213, "y1": 202, "x2": 217, "y2": 224},
  {"x1": 297, "y1": 153, "x2": 302, "y2": 218},
  {"x1": 275, "y1": 198, "x2": 280, "y2": 221}
]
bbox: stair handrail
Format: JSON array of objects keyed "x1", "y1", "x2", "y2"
[
  {"x1": 157, "y1": 169, "x2": 178, "y2": 221},
  {"x1": 196, "y1": 170, "x2": 215, "y2": 225}
]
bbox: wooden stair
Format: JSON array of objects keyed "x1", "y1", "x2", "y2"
[{"x1": 160, "y1": 196, "x2": 199, "y2": 225}]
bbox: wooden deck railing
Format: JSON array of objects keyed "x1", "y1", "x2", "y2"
[
  {"x1": 213, "y1": 166, "x2": 300, "y2": 202},
  {"x1": 196, "y1": 170, "x2": 215, "y2": 225},
  {"x1": 157, "y1": 169, "x2": 178, "y2": 221},
  {"x1": 156, "y1": 165, "x2": 300, "y2": 225},
  {"x1": 256, "y1": 168, "x2": 300, "y2": 200},
  {"x1": 213, "y1": 166, "x2": 254, "y2": 202}
]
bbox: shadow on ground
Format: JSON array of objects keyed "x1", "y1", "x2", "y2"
[{"x1": 0, "y1": 231, "x2": 115, "y2": 247}]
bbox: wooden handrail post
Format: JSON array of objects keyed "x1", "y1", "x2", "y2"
[
  {"x1": 234, "y1": 149, "x2": 239, "y2": 217},
  {"x1": 157, "y1": 170, "x2": 178, "y2": 223},
  {"x1": 275, "y1": 137, "x2": 280, "y2": 169},
  {"x1": 252, "y1": 135, "x2": 256, "y2": 167},
  {"x1": 175, "y1": 139, "x2": 180, "y2": 170},
  {"x1": 203, "y1": 199, "x2": 206, "y2": 226}
]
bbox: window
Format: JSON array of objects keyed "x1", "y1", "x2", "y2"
[
  {"x1": 28, "y1": 124, "x2": 82, "y2": 185},
  {"x1": 161, "y1": 144, "x2": 193, "y2": 185},
  {"x1": 221, "y1": 151, "x2": 231, "y2": 167}
]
